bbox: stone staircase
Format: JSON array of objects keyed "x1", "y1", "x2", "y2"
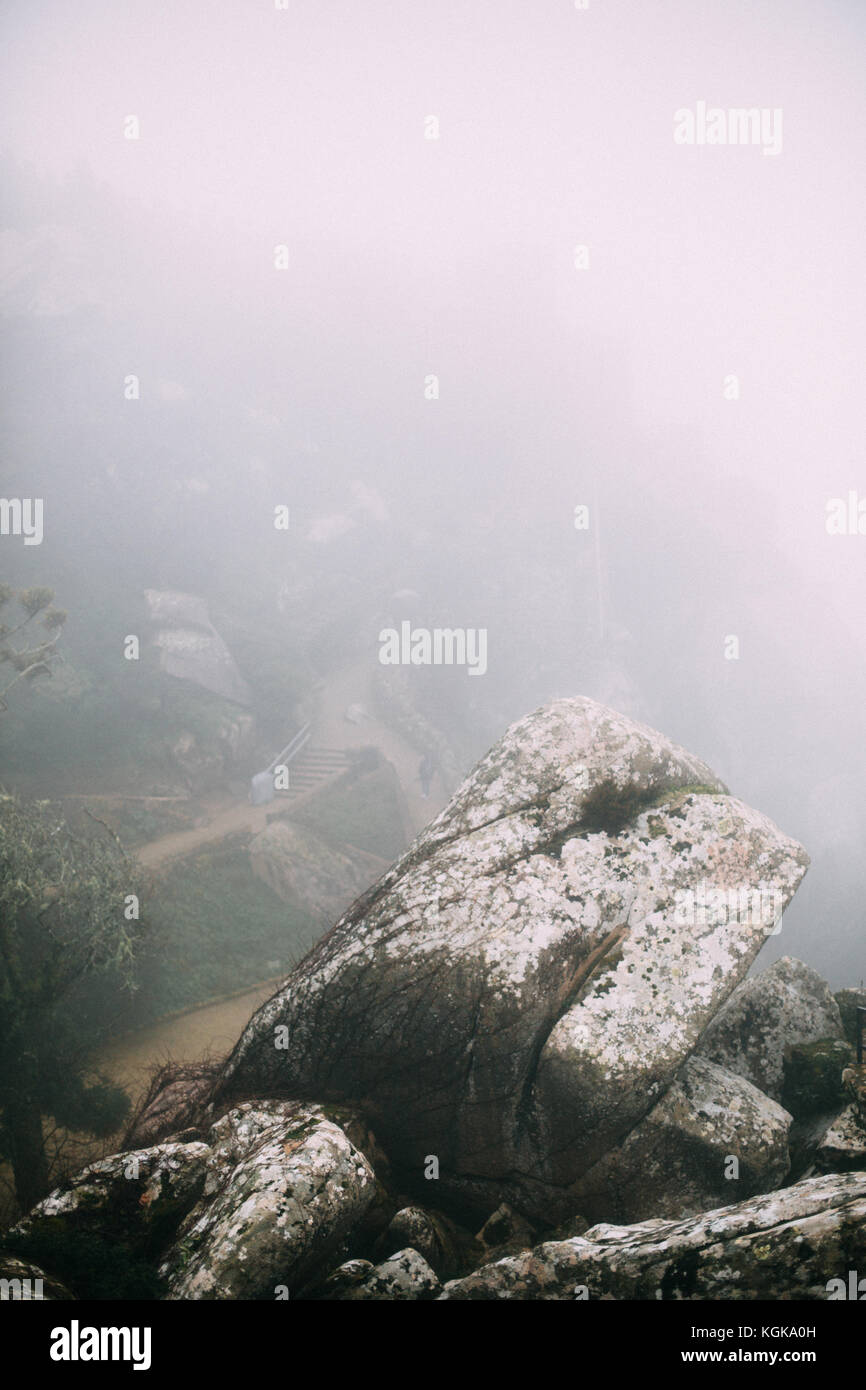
[{"x1": 273, "y1": 746, "x2": 352, "y2": 801}]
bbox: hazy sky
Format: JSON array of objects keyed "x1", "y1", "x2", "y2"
[{"x1": 1, "y1": 1, "x2": 864, "y2": 982}]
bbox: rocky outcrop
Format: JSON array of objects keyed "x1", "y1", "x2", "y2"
[
  {"x1": 144, "y1": 588, "x2": 251, "y2": 706},
  {"x1": 159, "y1": 1103, "x2": 377, "y2": 1300},
  {"x1": 373, "y1": 1206, "x2": 459, "y2": 1276},
  {"x1": 697, "y1": 956, "x2": 844, "y2": 1101},
  {"x1": 567, "y1": 1055, "x2": 792, "y2": 1225},
  {"x1": 439, "y1": 1172, "x2": 866, "y2": 1300},
  {"x1": 322, "y1": 1248, "x2": 441, "y2": 1300},
  {"x1": 216, "y1": 697, "x2": 809, "y2": 1222},
  {"x1": 6, "y1": 698, "x2": 836, "y2": 1301},
  {"x1": 12, "y1": 1141, "x2": 210, "y2": 1243},
  {"x1": 4, "y1": 1104, "x2": 384, "y2": 1303},
  {"x1": 4, "y1": 1140, "x2": 211, "y2": 1300}
]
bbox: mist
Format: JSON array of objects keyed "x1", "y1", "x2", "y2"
[{"x1": 2, "y1": 0, "x2": 864, "y2": 994}]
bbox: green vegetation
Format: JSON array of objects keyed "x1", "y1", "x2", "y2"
[
  {"x1": 0, "y1": 584, "x2": 67, "y2": 713},
  {"x1": 96, "y1": 800, "x2": 200, "y2": 850},
  {"x1": 123, "y1": 840, "x2": 320, "y2": 1027},
  {"x1": 0, "y1": 792, "x2": 147, "y2": 1213},
  {"x1": 579, "y1": 777, "x2": 662, "y2": 836},
  {"x1": 293, "y1": 760, "x2": 408, "y2": 863}
]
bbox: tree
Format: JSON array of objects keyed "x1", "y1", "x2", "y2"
[
  {"x1": 0, "y1": 792, "x2": 147, "y2": 1214},
  {"x1": 0, "y1": 583, "x2": 67, "y2": 711}
]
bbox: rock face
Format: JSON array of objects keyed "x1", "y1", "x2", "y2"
[
  {"x1": 697, "y1": 956, "x2": 844, "y2": 1101},
  {"x1": 216, "y1": 697, "x2": 809, "y2": 1222},
  {"x1": 144, "y1": 588, "x2": 251, "y2": 706},
  {"x1": 812, "y1": 1106, "x2": 866, "y2": 1174},
  {"x1": 375, "y1": 1206, "x2": 457, "y2": 1276},
  {"x1": 439, "y1": 1172, "x2": 866, "y2": 1300},
  {"x1": 160, "y1": 1103, "x2": 377, "y2": 1300},
  {"x1": 781, "y1": 1039, "x2": 853, "y2": 1120},
  {"x1": 12, "y1": 1141, "x2": 211, "y2": 1242},
  {"x1": 325, "y1": 1248, "x2": 441, "y2": 1301},
  {"x1": 4, "y1": 1103, "x2": 383, "y2": 1302},
  {"x1": 248, "y1": 820, "x2": 375, "y2": 922},
  {"x1": 568, "y1": 1055, "x2": 792, "y2": 1225}
]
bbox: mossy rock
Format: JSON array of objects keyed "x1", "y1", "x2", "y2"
[
  {"x1": 781, "y1": 1038, "x2": 854, "y2": 1118},
  {"x1": 578, "y1": 778, "x2": 659, "y2": 835}
]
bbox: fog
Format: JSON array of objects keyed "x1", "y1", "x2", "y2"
[{"x1": 1, "y1": 0, "x2": 864, "y2": 986}]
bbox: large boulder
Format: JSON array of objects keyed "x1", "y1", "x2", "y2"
[
  {"x1": 216, "y1": 697, "x2": 808, "y2": 1222},
  {"x1": 11, "y1": 1140, "x2": 210, "y2": 1240},
  {"x1": 160, "y1": 1102, "x2": 377, "y2": 1300},
  {"x1": 567, "y1": 1055, "x2": 792, "y2": 1224},
  {"x1": 144, "y1": 588, "x2": 251, "y2": 706},
  {"x1": 5, "y1": 1141, "x2": 211, "y2": 1300},
  {"x1": 697, "y1": 956, "x2": 844, "y2": 1101},
  {"x1": 439, "y1": 1172, "x2": 866, "y2": 1300}
]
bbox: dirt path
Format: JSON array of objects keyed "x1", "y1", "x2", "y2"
[
  {"x1": 92, "y1": 665, "x2": 453, "y2": 1090},
  {"x1": 136, "y1": 798, "x2": 270, "y2": 869},
  {"x1": 98, "y1": 981, "x2": 278, "y2": 1106}
]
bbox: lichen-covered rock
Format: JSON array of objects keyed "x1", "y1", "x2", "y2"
[
  {"x1": 0, "y1": 1256, "x2": 75, "y2": 1301},
  {"x1": 781, "y1": 1038, "x2": 853, "y2": 1119},
  {"x1": 11, "y1": 1141, "x2": 210, "y2": 1241},
  {"x1": 144, "y1": 588, "x2": 251, "y2": 706},
  {"x1": 812, "y1": 1105, "x2": 866, "y2": 1174},
  {"x1": 697, "y1": 957, "x2": 844, "y2": 1101},
  {"x1": 377, "y1": 1206, "x2": 457, "y2": 1276},
  {"x1": 567, "y1": 1055, "x2": 792, "y2": 1224},
  {"x1": 314, "y1": 1259, "x2": 374, "y2": 1299},
  {"x1": 332, "y1": 1247, "x2": 441, "y2": 1300},
  {"x1": 160, "y1": 1102, "x2": 377, "y2": 1300},
  {"x1": 439, "y1": 1172, "x2": 866, "y2": 1300},
  {"x1": 218, "y1": 698, "x2": 808, "y2": 1221}
]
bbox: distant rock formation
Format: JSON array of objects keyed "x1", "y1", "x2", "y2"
[{"x1": 144, "y1": 589, "x2": 251, "y2": 707}]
